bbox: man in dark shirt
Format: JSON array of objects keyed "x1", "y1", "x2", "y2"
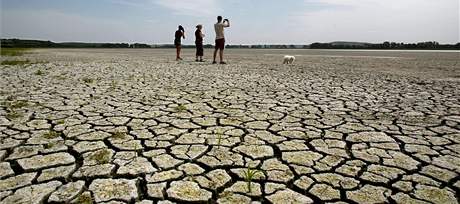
[{"x1": 174, "y1": 25, "x2": 185, "y2": 61}]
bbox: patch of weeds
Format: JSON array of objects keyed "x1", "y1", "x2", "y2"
[
  {"x1": 175, "y1": 104, "x2": 187, "y2": 112},
  {"x1": 0, "y1": 101, "x2": 9, "y2": 108},
  {"x1": 56, "y1": 119, "x2": 65, "y2": 125},
  {"x1": 220, "y1": 191, "x2": 233, "y2": 198},
  {"x1": 35, "y1": 69, "x2": 45, "y2": 76},
  {"x1": 42, "y1": 131, "x2": 60, "y2": 139},
  {"x1": 216, "y1": 101, "x2": 226, "y2": 108},
  {"x1": 43, "y1": 142, "x2": 56, "y2": 149},
  {"x1": 216, "y1": 133, "x2": 223, "y2": 148},
  {"x1": 17, "y1": 146, "x2": 34, "y2": 154},
  {"x1": 33, "y1": 102, "x2": 45, "y2": 109},
  {"x1": 186, "y1": 175, "x2": 198, "y2": 183},
  {"x1": 53, "y1": 75, "x2": 67, "y2": 80},
  {"x1": 6, "y1": 95, "x2": 16, "y2": 101},
  {"x1": 82, "y1": 77, "x2": 94, "y2": 84},
  {"x1": 109, "y1": 80, "x2": 117, "y2": 90},
  {"x1": 75, "y1": 193, "x2": 94, "y2": 204},
  {"x1": 89, "y1": 149, "x2": 111, "y2": 164},
  {"x1": 9, "y1": 100, "x2": 28, "y2": 109},
  {"x1": 90, "y1": 95, "x2": 101, "y2": 100},
  {"x1": 0, "y1": 48, "x2": 30, "y2": 56},
  {"x1": 1, "y1": 60, "x2": 30, "y2": 66},
  {"x1": 243, "y1": 167, "x2": 263, "y2": 193},
  {"x1": 111, "y1": 131, "x2": 126, "y2": 140},
  {"x1": 6, "y1": 111, "x2": 23, "y2": 120}
]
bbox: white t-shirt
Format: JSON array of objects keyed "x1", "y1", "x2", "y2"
[{"x1": 214, "y1": 22, "x2": 229, "y2": 40}]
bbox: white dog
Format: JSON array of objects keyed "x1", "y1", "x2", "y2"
[{"x1": 283, "y1": 55, "x2": 295, "y2": 64}]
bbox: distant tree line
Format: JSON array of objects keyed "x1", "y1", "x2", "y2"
[
  {"x1": 1, "y1": 38, "x2": 459, "y2": 50},
  {"x1": 1, "y1": 39, "x2": 150, "y2": 48},
  {"x1": 151, "y1": 44, "x2": 215, "y2": 48},
  {"x1": 226, "y1": 45, "x2": 310, "y2": 49},
  {"x1": 310, "y1": 41, "x2": 460, "y2": 50}
]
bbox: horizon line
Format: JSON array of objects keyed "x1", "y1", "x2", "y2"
[{"x1": 2, "y1": 38, "x2": 459, "y2": 46}]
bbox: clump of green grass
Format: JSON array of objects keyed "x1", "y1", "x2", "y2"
[
  {"x1": 219, "y1": 191, "x2": 234, "y2": 199},
  {"x1": 6, "y1": 95, "x2": 16, "y2": 101},
  {"x1": 0, "y1": 48, "x2": 30, "y2": 56},
  {"x1": 216, "y1": 133, "x2": 223, "y2": 148},
  {"x1": 56, "y1": 119, "x2": 65, "y2": 125},
  {"x1": 1, "y1": 60, "x2": 31, "y2": 66},
  {"x1": 53, "y1": 75, "x2": 67, "y2": 80},
  {"x1": 42, "y1": 130, "x2": 60, "y2": 139},
  {"x1": 243, "y1": 167, "x2": 263, "y2": 193},
  {"x1": 175, "y1": 104, "x2": 187, "y2": 112},
  {"x1": 1, "y1": 100, "x2": 28, "y2": 110},
  {"x1": 89, "y1": 149, "x2": 111, "y2": 164},
  {"x1": 74, "y1": 192, "x2": 94, "y2": 204},
  {"x1": 111, "y1": 131, "x2": 126, "y2": 140},
  {"x1": 10, "y1": 100, "x2": 28, "y2": 109},
  {"x1": 43, "y1": 142, "x2": 56, "y2": 149},
  {"x1": 82, "y1": 77, "x2": 94, "y2": 84},
  {"x1": 6, "y1": 111, "x2": 23, "y2": 120},
  {"x1": 35, "y1": 69, "x2": 45, "y2": 76},
  {"x1": 109, "y1": 80, "x2": 118, "y2": 90},
  {"x1": 17, "y1": 146, "x2": 34, "y2": 154}
]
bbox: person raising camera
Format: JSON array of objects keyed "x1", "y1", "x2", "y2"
[{"x1": 213, "y1": 16, "x2": 230, "y2": 64}]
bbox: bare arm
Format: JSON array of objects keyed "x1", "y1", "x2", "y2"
[{"x1": 182, "y1": 31, "x2": 185, "y2": 39}]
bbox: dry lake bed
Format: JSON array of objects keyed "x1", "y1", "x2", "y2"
[{"x1": 0, "y1": 48, "x2": 459, "y2": 203}]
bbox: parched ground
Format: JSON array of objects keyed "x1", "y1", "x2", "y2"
[{"x1": 0, "y1": 48, "x2": 459, "y2": 204}]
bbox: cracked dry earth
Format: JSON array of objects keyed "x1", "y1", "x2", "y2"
[{"x1": 0, "y1": 48, "x2": 459, "y2": 204}]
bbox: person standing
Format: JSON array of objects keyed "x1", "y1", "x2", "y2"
[
  {"x1": 174, "y1": 25, "x2": 185, "y2": 61},
  {"x1": 213, "y1": 16, "x2": 230, "y2": 64},
  {"x1": 195, "y1": 24, "x2": 205, "y2": 62}
]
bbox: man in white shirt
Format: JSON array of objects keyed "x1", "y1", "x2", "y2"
[{"x1": 213, "y1": 16, "x2": 230, "y2": 64}]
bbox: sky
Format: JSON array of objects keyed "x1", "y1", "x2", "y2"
[{"x1": 1, "y1": 0, "x2": 459, "y2": 44}]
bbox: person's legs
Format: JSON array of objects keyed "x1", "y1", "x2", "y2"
[
  {"x1": 219, "y1": 49, "x2": 224, "y2": 63},
  {"x1": 219, "y1": 39, "x2": 226, "y2": 64},
  {"x1": 213, "y1": 48, "x2": 218, "y2": 63},
  {"x1": 197, "y1": 44, "x2": 204, "y2": 62},
  {"x1": 195, "y1": 43, "x2": 199, "y2": 61},
  {"x1": 176, "y1": 46, "x2": 181, "y2": 60},
  {"x1": 214, "y1": 39, "x2": 225, "y2": 64}
]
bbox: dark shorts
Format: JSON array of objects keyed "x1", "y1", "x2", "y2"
[
  {"x1": 215, "y1": 38, "x2": 225, "y2": 50},
  {"x1": 195, "y1": 42, "x2": 204, "y2": 56},
  {"x1": 174, "y1": 39, "x2": 181, "y2": 47}
]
